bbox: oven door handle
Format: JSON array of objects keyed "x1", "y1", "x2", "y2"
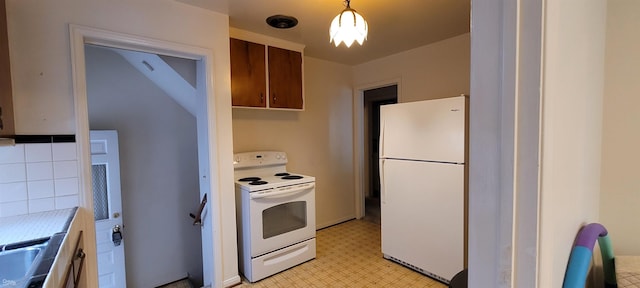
[{"x1": 250, "y1": 183, "x2": 315, "y2": 199}]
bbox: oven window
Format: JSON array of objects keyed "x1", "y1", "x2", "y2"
[{"x1": 262, "y1": 201, "x2": 307, "y2": 239}]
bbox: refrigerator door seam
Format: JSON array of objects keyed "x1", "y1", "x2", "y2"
[
  {"x1": 381, "y1": 157, "x2": 464, "y2": 165},
  {"x1": 379, "y1": 118, "x2": 385, "y2": 157},
  {"x1": 380, "y1": 159, "x2": 386, "y2": 204}
]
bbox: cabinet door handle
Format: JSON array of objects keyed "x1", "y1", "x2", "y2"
[
  {"x1": 273, "y1": 94, "x2": 277, "y2": 103},
  {"x1": 260, "y1": 93, "x2": 264, "y2": 103}
]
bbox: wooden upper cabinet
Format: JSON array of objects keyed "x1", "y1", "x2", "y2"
[
  {"x1": 230, "y1": 38, "x2": 267, "y2": 108},
  {"x1": 0, "y1": 0, "x2": 15, "y2": 137},
  {"x1": 268, "y1": 46, "x2": 303, "y2": 109},
  {"x1": 230, "y1": 37, "x2": 304, "y2": 110}
]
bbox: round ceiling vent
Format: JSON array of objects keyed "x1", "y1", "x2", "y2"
[{"x1": 266, "y1": 15, "x2": 298, "y2": 29}]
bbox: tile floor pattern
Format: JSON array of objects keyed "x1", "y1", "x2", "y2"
[{"x1": 234, "y1": 220, "x2": 447, "y2": 288}]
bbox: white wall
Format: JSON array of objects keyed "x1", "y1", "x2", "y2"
[
  {"x1": 468, "y1": 0, "x2": 607, "y2": 286},
  {"x1": 5, "y1": 0, "x2": 238, "y2": 286},
  {"x1": 232, "y1": 57, "x2": 355, "y2": 228},
  {"x1": 467, "y1": 1, "x2": 517, "y2": 286},
  {"x1": 353, "y1": 33, "x2": 470, "y2": 102},
  {"x1": 600, "y1": 0, "x2": 640, "y2": 256},
  {"x1": 86, "y1": 46, "x2": 203, "y2": 287},
  {"x1": 538, "y1": 0, "x2": 607, "y2": 286}
]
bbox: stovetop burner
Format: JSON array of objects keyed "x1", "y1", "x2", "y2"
[
  {"x1": 249, "y1": 180, "x2": 268, "y2": 185},
  {"x1": 282, "y1": 175, "x2": 303, "y2": 180},
  {"x1": 234, "y1": 152, "x2": 315, "y2": 192}
]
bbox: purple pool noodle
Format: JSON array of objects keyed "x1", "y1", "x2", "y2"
[{"x1": 575, "y1": 223, "x2": 608, "y2": 251}]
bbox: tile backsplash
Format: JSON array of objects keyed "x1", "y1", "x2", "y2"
[{"x1": 0, "y1": 141, "x2": 79, "y2": 217}]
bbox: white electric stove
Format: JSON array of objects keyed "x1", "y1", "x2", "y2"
[{"x1": 234, "y1": 151, "x2": 316, "y2": 282}]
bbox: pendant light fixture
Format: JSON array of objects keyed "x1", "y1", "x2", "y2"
[{"x1": 329, "y1": 0, "x2": 368, "y2": 47}]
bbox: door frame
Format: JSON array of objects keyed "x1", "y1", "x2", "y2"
[
  {"x1": 363, "y1": 86, "x2": 397, "y2": 201},
  {"x1": 69, "y1": 25, "x2": 225, "y2": 288},
  {"x1": 353, "y1": 78, "x2": 402, "y2": 219}
]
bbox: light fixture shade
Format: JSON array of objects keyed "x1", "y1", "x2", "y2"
[{"x1": 329, "y1": 7, "x2": 368, "y2": 47}]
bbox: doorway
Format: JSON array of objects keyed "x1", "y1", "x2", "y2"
[
  {"x1": 70, "y1": 25, "x2": 224, "y2": 288},
  {"x1": 85, "y1": 45, "x2": 203, "y2": 286},
  {"x1": 362, "y1": 85, "x2": 397, "y2": 224}
]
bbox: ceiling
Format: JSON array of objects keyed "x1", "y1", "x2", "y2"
[{"x1": 176, "y1": 0, "x2": 470, "y2": 66}]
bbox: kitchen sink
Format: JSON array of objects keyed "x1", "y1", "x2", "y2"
[{"x1": 0, "y1": 242, "x2": 47, "y2": 285}]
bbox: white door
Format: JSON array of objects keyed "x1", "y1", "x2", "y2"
[{"x1": 90, "y1": 130, "x2": 127, "y2": 288}]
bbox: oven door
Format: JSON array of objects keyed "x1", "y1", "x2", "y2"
[{"x1": 249, "y1": 182, "x2": 316, "y2": 257}]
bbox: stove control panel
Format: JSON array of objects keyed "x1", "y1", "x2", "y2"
[{"x1": 233, "y1": 151, "x2": 287, "y2": 169}]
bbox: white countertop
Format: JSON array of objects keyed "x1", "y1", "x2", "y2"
[{"x1": 0, "y1": 208, "x2": 76, "y2": 246}]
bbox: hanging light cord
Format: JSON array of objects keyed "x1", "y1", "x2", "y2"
[{"x1": 339, "y1": 0, "x2": 357, "y2": 26}]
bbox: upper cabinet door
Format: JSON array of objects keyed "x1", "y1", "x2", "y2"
[
  {"x1": 230, "y1": 38, "x2": 267, "y2": 108},
  {"x1": 0, "y1": 0, "x2": 15, "y2": 137},
  {"x1": 268, "y1": 46, "x2": 303, "y2": 110}
]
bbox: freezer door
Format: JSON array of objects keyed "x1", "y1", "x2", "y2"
[
  {"x1": 380, "y1": 96, "x2": 465, "y2": 163},
  {"x1": 380, "y1": 158, "x2": 463, "y2": 282}
]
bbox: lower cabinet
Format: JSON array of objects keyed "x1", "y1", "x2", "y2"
[
  {"x1": 62, "y1": 231, "x2": 85, "y2": 288},
  {"x1": 42, "y1": 211, "x2": 85, "y2": 288}
]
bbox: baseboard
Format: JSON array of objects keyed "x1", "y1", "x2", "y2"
[
  {"x1": 316, "y1": 215, "x2": 356, "y2": 230},
  {"x1": 223, "y1": 275, "x2": 241, "y2": 287}
]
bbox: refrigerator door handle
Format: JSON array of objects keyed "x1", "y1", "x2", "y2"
[
  {"x1": 379, "y1": 116, "x2": 385, "y2": 157},
  {"x1": 379, "y1": 159, "x2": 386, "y2": 204}
]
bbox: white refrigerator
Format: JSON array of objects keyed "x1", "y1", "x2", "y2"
[{"x1": 379, "y1": 96, "x2": 465, "y2": 284}]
